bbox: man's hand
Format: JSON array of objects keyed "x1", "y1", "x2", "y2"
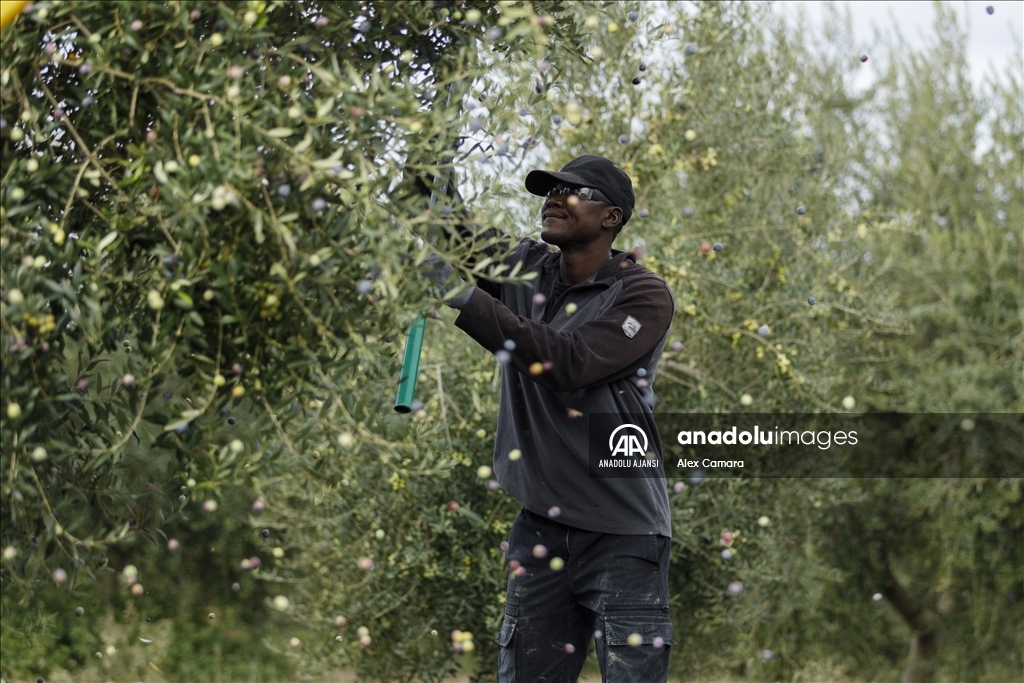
[{"x1": 424, "y1": 256, "x2": 474, "y2": 309}]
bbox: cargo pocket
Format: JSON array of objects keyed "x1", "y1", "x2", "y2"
[
  {"x1": 495, "y1": 614, "x2": 517, "y2": 682},
  {"x1": 602, "y1": 611, "x2": 676, "y2": 683}
]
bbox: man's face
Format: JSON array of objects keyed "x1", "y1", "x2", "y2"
[{"x1": 539, "y1": 184, "x2": 622, "y2": 248}]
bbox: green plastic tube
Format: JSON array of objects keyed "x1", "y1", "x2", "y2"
[
  {"x1": 394, "y1": 314, "x2": 426, "y2": 413},
  {"x1": 395, "y1": 82, "x2": 457, "y2": 414}
]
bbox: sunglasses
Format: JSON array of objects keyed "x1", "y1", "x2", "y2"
[{"x1": 545, "y1": 183, "x2": 613, "y2": 205}]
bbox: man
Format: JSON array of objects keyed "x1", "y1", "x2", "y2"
[{"x1": 441, "y1": 155, "x2": 676, "y2": 682}]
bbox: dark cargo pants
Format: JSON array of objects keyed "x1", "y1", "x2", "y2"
[{"x1": 495, "y1": 508, "x2": 675, "y2": 682}]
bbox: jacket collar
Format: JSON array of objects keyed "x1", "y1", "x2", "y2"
[{"x1": 543, "y1": 248, "x2": 637, "y2": 286}]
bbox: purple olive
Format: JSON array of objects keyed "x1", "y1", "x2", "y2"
[{"x1": 262, "y1": 529, "x2": 270, "y2": 538}]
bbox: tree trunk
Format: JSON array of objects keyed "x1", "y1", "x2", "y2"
[
  {"x1": 884, "y1": 566, "x2": 939, "y2": 683},
  {"x1": 900, "y1": 631, "x2": 938, "y2": 683}
]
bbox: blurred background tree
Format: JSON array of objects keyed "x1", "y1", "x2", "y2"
[{"x1": 2, "y1": 1, "x2": 1020, "y2": 682}]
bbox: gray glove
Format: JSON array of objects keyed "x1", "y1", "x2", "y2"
[{"x1": 424, "y1": 256, "x2": 474, "y2": 309}]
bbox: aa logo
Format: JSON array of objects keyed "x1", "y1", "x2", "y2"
[{"x1": 608, "y1": 424, "x2": 649, "y2": 458}]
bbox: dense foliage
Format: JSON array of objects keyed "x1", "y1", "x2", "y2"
[{"x1": 2, "y1": 1, "x2": 1020, "y2": 682}]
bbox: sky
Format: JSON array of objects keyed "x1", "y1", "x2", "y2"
[{"x1": 776, "y1": 1, "x2": 1023, "y2": 92}]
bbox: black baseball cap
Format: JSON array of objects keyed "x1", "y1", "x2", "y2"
[{"x1": 525, "y1": 154, "x2": 635, "y2": 226}]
